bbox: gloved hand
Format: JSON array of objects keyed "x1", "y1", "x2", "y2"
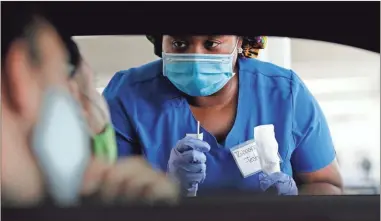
[
  {"x1": 259, "y1": 172, "x2": 298, "y2": 195},
  {"x1": 167, "y1": 136, "x2": 211, "y2": 197}
]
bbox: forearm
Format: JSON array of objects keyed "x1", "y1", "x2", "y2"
[{"x1": 299, "y1": 182, "x2": 343, "y2": 195}]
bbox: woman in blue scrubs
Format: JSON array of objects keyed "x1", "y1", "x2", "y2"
[{"x1": 103, "y1": 35, "x2": 343, "y2": 196}]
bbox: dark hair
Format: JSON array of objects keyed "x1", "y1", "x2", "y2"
[
  {"x1": 62, "y1": 36, "x2": 81, "y2": 78},
  {"x1": 1, "y1": 3, "x2": 48, "y2": 65},
  {"x1": 146, "y1": 35, "x2": 163, "y2": 57}
]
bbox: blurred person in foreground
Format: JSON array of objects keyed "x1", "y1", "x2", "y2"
[{"x1": 1, "y1": 6, "x2": 179, "y2": 207}]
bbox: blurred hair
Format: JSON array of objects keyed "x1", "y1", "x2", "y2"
[
  {"x1": 1, "y1": 3, "x2": 48, "y2": 65},
  {"x1": 1, "y1": 3, "x2": 80, "y2": 78}
]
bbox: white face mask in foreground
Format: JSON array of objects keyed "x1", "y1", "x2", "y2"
[{"x1": 32, "y1": 87, "x2": 91, "y2": 206}]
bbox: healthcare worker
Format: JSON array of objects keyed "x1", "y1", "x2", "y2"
[
  {"x1": 103, "y1": 35, "x2": 343, "y2": 196},
  {"x1": 1, "y1": 7, "x2": 179, "y2": 206}
]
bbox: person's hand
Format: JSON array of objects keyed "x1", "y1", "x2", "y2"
[
  {"x1": 77, "y1": 65, "x2": 111, "y2": 135},
  {"x1": 81, "y1": 157, "x2": 180, "y2": 205},
  {"x1": 84, "y1": 91, "x2": 111, "y2": 135},
  {"x1": 167, "y1": 136, "x2": 211, "y2": 196},
  {"x1": 68, "y1": 60, "x2": 110, "y2": 135},
  {"x1": 259, "y1": 172, "x2": 298, "y2": 195}
]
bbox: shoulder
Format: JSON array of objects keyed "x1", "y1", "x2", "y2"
[
  {"x1": 238, "y1": 57, "x2": 305, "y2": 92},
  {"x1": 103, "y1": 59, "x2": 181, "y2": 115},
  {"x1": 104, "y1": 59, "x2": 162, "y2": 93},
  {"x1": 103, "y1": 59, "x2": 165, "y2": 99}
]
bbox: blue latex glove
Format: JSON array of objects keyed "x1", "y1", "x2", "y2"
[
  {"x1": 168, "y1": 136, "x2": 211, "y2": 197},
  {"x1": 259, "y1": 172, "x2": 298, "y2": 195}
]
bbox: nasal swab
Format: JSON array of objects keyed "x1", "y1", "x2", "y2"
[{"x1": 197, "y1": 121, "x2": 200, "y2": 136}]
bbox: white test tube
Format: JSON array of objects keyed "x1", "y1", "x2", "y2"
[{"x1": 186, "y1": 121, "x2": 203, "y2": 197}]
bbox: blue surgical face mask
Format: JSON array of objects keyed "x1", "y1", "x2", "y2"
[{"x1": 162, "y1": 41, "x2": 238, "y2": 97}]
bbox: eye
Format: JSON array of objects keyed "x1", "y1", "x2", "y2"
[
  {"x1": 204, "y1": 40, "x2": 221, "y2": 49},
  {"x1": 172, "y1": 40, "x2": 188, "y2": 49}
]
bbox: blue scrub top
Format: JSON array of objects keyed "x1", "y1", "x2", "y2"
[{"x1": 103, "y1": 57, "x2": 336, "y2": 194}]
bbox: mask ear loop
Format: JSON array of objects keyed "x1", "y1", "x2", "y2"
[{"x1": 229, "y1": 38, "x2": 241, "y2": 55}]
